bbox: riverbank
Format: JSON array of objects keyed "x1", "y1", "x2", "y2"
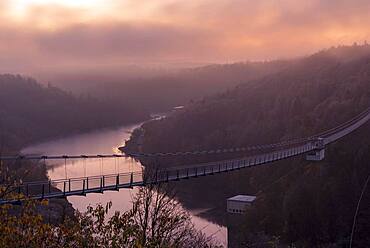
[
  {"x1": 122, "y1": 120, "x2": 229, "y2": 225},
  {"x1": 12, "y1": 122, "x2": 151, "y2": 224},
  {"x1": 1, "y1": 158, "x2": 75, "y2": 225},
  {"x1": 21, "y1": 123, "x2": 227, "y2": 245}
]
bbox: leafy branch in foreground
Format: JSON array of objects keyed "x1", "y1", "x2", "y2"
[{"x1": 0, "y1": 183, "x2": 221, "y2": 248}]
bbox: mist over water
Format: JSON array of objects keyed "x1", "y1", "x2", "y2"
[{"x1": 21, "y1": 123, "x2": 227, "y2": 246}]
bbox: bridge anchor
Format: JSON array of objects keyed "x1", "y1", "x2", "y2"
[{"x1": 306, "y1": 138, "x2": 325, "y2": 161}]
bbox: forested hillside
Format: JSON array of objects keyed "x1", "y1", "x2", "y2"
[
  {"x1": 124, "y1": 45, "x2": 370, "y2": 247},
  {"x1": 126, "y1": 45, "x2": 370, "y2": 155},
  {"x1": 49, "y1": 60, "x2": 290, "y2": 113},
  {"x1": 0, "y1": 75, "x2": 147, "y2": 152}
]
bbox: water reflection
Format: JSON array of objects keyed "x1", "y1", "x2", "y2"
[
  {"x1": 21, "y1": 124, "x2": 227, "y2": 246},
  {"x1": 44, "y1": 157, "x2": 142, "y2": 180}
]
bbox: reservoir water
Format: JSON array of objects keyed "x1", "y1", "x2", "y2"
[{"x1": 22, "y1": 123, "x2": 227, "y2": 246}]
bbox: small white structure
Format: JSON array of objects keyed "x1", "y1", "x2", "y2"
[
  {"x1": 227, "y1": 195, "x2": 256, "y2": 214},
  {"x1": 227, "y1": 195, "x2": 256, "y2": 247},
  {"x1": 173, "y1": 105, "x2": 184, "y2": 111}
]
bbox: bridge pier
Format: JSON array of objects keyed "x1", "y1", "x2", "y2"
[
  {"x1": 227, "y1": 195, "x2": 256, "y2": 248},
  {"x1": 306, "y1": 138, "x2": 325, "y2": 161},
  {"x1": 306, "y1": 148, "x2": 325, "y2": 161}
]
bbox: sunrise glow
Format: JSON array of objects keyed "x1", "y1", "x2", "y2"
[{"x1": 0, "y1": 0, "x2": 370, "y2": 72}]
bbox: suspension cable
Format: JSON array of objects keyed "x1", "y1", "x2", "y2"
[
  {"x1": 349, "y1": 172, "x2": 370, "y2": 248},
  {"x1": 83, "y1": 158, "x2": 87, "y2": 178},
  {"x1": 64, "y1": 158, "x2": 67, "y2": 179}
]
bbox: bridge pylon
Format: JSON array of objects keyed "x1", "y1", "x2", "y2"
[{"x1": 306, "y1": 138, "x2": 325, "y2": 161}]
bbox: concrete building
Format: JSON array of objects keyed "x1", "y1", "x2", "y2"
[
  {"x1": 227, "y1": 195, "x2": 256, "y2": 214},
  {"x1": 227, "y1": 195, "x2": 256, "y2": 248}
]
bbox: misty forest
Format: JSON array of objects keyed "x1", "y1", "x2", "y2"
[{"x1": 1, "y1": 1, "x2": 370, "y2": 248}]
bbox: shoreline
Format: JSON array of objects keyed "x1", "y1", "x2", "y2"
[
  {"x1": 12, "y1": 120, "x2": 150, "y2": 225},
  {"x1": 121, "y1": 119, "x2": 227, "y2": 226}
]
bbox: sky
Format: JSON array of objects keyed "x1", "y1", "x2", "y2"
[{"x1": 1, "y1": 0, "x2": 370, "y2": 75}]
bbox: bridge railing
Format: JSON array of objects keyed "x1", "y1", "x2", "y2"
[
  {"x1": 323, "y1": 108, "x2": 370, "y2": 145},
  {"x1": 0, "y1": 142, "x2": 315, "y2": 204},
  {"x1": 0, "y1": 108, "x2": 368, "y2": 164},
  {"x1": 0, "y1": 106, "x2": 369, "y2": 204},
  {"x1": 3, "y1": 171, "x2": 144, "y2": 202},
  {"x1": 2, "y1": 106, "x2": 369, "y2": 204}
]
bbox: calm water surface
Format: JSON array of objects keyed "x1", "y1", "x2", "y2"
[{"x1": 22, "y1": 123, "x2": 227, "y2": 246}]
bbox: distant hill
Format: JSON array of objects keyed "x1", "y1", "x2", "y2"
[
  {"x1": 0, "y1": 74, "x2": 147, "y2": 152},
  {"x1": 124, "y1": 44, "x2": 370, "y2": 247},
  {"x1": 47, "y1": 60, "x2": 291, "y2": 113},
  {"x1": 127, "y1": 44, "x2": 370, "y2": 155},
  {"x1": 48, "y1": 44, "x2": 370, "y2": 116}
]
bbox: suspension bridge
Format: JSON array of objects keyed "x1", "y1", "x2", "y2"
[{"x1": 0, "y1": 107, "x2": 369, "y2": 204}]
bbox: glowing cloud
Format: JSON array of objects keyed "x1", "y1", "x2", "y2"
[{"x1": 0, "y1": 0, "x2": 369, "y2": 74}]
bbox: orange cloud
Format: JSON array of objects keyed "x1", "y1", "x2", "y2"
[{"x1": 0, "y1": 0, "x2": 370, "y2": 75}]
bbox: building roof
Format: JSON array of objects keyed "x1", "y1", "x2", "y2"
[{"x1": 227, "y1": 195, "x2": 256, "y2": 203}]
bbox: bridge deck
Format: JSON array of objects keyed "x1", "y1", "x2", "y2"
[
  {"x1": 0, "y1": 107, "x2": 369, "y2": 204},
  {"x1": 1, "y1": 144, "x2": 313, "y2": 204}
]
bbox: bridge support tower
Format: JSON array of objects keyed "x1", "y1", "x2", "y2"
[
  {"x1": 306, "y1": 138, "x2": 325, "y2": 161},
  {"x1": 226, "y1": 195, "x2": 256, "y2": 248}
]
